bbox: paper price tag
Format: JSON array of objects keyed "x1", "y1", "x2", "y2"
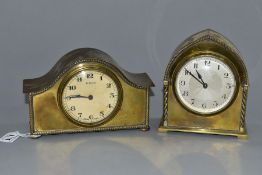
[{"x1": 0, "y1": 131, "x2": 41, "y2": 143}]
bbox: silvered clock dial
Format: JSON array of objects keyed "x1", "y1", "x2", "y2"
[
  {"x1": 159, "y1": 29, "x2": 249, "y2": 139},
  {"x1": 175, "y1": 55, "x2": 236, "y2": 115}
]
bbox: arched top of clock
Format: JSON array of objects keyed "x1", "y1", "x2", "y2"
[
  {"x1": 23, "y1": 48, "x2": 154, "y2": 93},
  {"x1": 164, "y1": 29, "x2": 249, "y2": 87}
]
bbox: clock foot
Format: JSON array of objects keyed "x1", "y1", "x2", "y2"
[
  {"x1": 158, "y1": 127, "x2": 168, "y2": 133},
  {"x1": 237, "y1": 127, "x2": 248, "y2": 139},
  {"x1": 141, "y1": 126, "x2": 150, "y2": 131},
  {"x1": 237, "y1": 133, "x2": 248, "y2": 140},
  {"x1": 237, "y1": 135, "x2": 248, "y2": 139},
  {"x1": 30, "y1": 134, "x2": 42, "y2": 139}
]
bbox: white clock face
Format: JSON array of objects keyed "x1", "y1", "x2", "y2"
[
  {"x1": 61, "y1": 70, "x2": 120, "y2": 125},
  {"x1": 175, "y1": 55, "x2": 237, "y2": 114}
]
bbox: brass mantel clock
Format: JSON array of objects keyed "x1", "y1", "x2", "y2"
[
  {"x1": 158, "y1": 29, "x2": 249, "y2": 139},
  {"x1": 23, "y1": 48, "x2": 154, "y2": 136}
]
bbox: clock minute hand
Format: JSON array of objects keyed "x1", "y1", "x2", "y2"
[
  {"x1": 65, "y1": 95, "x2": 80, "y2": 99},
  {"x1": 185, "y1": 68, "x2": 204, "y2": 86},
  {"x1": 195, "y1": 70, "x2": 208, "y2": 89},
  {"x1": 66, "y1": 95, "x2": 93, "y2": 100}
]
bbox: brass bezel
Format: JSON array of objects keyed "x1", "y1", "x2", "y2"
[
  {"x1": 57, "y1": 63, "x2": 123, "y2": 127},
  {"x1": 171, "y1": 51, "x2": 240, "y2": 116}
]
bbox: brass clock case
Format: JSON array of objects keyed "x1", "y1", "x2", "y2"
[
  {"x1": 57, "y1": 64, "x2": 123, "y2": 127},
  {"x1": 23, "y1": 48, "x2": 154, "y2": 136},
  {"x1": 159, "y1": 29, "x2": 249, "y2": 139}
]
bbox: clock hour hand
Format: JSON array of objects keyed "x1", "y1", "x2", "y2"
[
  {"x1": 185, "y1": 68, "x2": 205, "y2": 86},
  {"x1": 195, "y1": 70, "x2": 208, "y2": 89},
  {"x1": 66, "y1": 95, "x2": 93, "y2": 100}
]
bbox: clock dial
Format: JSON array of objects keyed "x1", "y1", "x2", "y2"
[
  {"x1": 175, "y1": 55, "x2": 237, "y2": 114},
  {"x1": 61, "y1": 70, "x2": 120, "y2": 125}
]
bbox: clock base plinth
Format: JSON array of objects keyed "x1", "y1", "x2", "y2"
[{"x1": 158, "y1": 122, "x2": 248, "y2": 139}]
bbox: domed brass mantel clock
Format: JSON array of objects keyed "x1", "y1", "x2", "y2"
[
  {"x1": 23, "y1": 48, "x2": 154, "y2": 136},
  {"x1": 158, "y1": 29, "x2": 249, "y2": 139}
]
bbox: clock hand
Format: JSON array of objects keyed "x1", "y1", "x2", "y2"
[
  {"x1": 65, "y1": 95, "x2": 78, "y2": 99},
  {"x1": 66, "y1": 95, "x2": 93, "y2": 100},
  {"x1": 185, "y1": 68, "x2": 205, "y2": 86},
  {"x1": 78, "y1": 95, "x2": 93, "y2": 100},
  {"x1": 195, "y1": 70, "x2": 208, "y2": 88}
]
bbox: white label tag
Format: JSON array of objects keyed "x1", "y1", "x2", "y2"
[
  {"x1": 0, "y1": 131, "x2": 41, "y2": 143},
  {"x1": 0, "y1": 131, "x2": 20, "y2": 143}
]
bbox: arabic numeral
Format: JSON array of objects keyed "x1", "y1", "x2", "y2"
[
  {"x1": 106, "y1": 83, "x2": 112, "y2": 88},
  {"x1": 70, "y1": 106, "x2": 76, "y2": 111},
  {"x1": 194, "y1": 63, "x2": 198, "y2": 69},
  {"x1": 202, "y1": 103, "x2": 206, "y2": 108},
  {"x1": 180, "y1": 80, "x2": 186, "y2": 86},
  {"x1": 88, "y1": 115, "x2": 94, "y2": 119},
  {"x1": 185, "y1": 69, "x2": 189, "y2": 75},
  {"x1": 100, "y1": 111, "x2": 104, "y2": 117},
  {"x1": 182, "y1": 91, "x2": 189, "y2": 96},
  {"x1": 222, "y1": 94, "x2": 227, "y2": 99},
  {"x1": 205, "y1": 60, "x2": 211, "y2": 66},
  {"x1": 213, "y1": 101, "x2": 218, "y2": 107},
  {"x1": 77, "y1": 77, "x2": 82, "y2": 82},
  {"x1": 68, "y1": 85, "x2": 76, "y2": 90},
  {"x1": 110, "y1": 93, "x2": 115, "y2": 98},
  {"x1": 224, "y1": 73, "x2": 229, "y2": 78},
  {"x1": 226, "y1": 83, "x2": 232, "y2": 89},
  {"x1": 87, "y1": 73, "x2": 93, "y2": 78}
]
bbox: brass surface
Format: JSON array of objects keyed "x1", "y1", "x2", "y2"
[
  {"x1": 28, "y1": 62, "x2": 150, "y2": 135},
  {"x1": 23, "y1": 48, "x2": 154, "y2": 93},
  {"x1": 159, "y1": 29, "x2": 249, "y2": 139}
]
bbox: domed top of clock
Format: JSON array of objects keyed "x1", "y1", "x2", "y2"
[
  {"x1": 23, "y1": 48, "x2": 154, "y2": 94},
  {"x1": 164, "y1": 29, "x2": 248, "y2": 87}
]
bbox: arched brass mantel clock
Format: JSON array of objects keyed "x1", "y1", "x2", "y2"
[
  {"x1": 23, "y1": 48, "x2": 154, "y2": 136},
  {"x1": 158, "y1": 29, "x2": 249, "y2": 139}
]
